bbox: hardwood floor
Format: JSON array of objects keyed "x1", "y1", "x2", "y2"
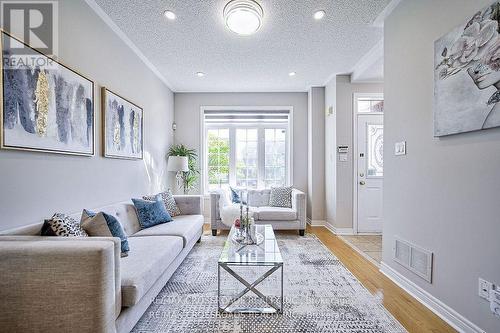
[
  {"x1": 204, "y1": 224, "x2": 456, "y2": 332},
  {"x1": 306, "y1": 226, "x2": 456, "y2": 333}
]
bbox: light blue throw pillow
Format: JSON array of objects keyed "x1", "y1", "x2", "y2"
[{"x1": 132, "y1": 195, "x2": 173, "y2": 229}]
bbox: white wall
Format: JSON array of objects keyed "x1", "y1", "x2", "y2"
[
  {"x1": 383, "y1": 0, "x2": 500, "y2": 332},
  {"x1": 308, "y1": 87, "x2": 326, "y2": 222},
  {"x1": 0, "y1": 0, "x2": 174, "y2": 230},
  {"x1": 324, "y1": 75, "x2": 383, "y2": 230},
  {"x1": 174, "y1": 92, "x2": 309, "y2": 195}
]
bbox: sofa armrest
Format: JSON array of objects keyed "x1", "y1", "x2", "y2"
[
  {"x1": 292, "y1": 189, "x2": 306, "y2": 230},
  {"x1": 174, "y1": 195, "x2": 202, "y2": 215},
  {"x1": 0, "y1": 236, "x2": 120, "y2": 333},
  {"x1": 210, "y1": 192, "x2": 221, "y2": 230}
]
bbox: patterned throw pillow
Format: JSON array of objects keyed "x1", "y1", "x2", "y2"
[
  {"x1": 269, "y1": 186, "x2": 293, "y2": 208},
  {"x1": 133, "y1": 195, "x2": 173, "y2": 229},
  {"x1": 80, "y1": 209, "x2": 130, "y2": 257},
  {"x1": 143, "y1": 189, "x2": 180, "y2": 217},
  {"x1": 41, "y1": 213, "x2": 88, "y2": 237}
]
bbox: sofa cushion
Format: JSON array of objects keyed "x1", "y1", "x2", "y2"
[
  {"x1": 132, "y1": 196, "x2": 173, "y2": 229},
  {"x1": 131, "y1": 215, "x2": 204, "y2": 247},
  {"x1": 247, "y1": 189, "x2": 271, "y2": 207},
  {"x1": 94, "y1": 202, "x2": 142, "y2": 237},
  {"x1": 41, "y1": 213, "x2": 88, "y2": 237},
  {"x1": 255, "y1": 207, "x2": 297, "y2": 221},
  {"x1": 143, "y1": 189, "x2": 181, "y2": 217},
  {"x1": 120, "y1": 236, "x2": 183, "y2": 307},
  {"x1": 81, "y1": 210, "x2": 130, "y2": 257}
]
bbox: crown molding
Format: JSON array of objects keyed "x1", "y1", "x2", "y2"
[{"x1": 84, "y1": 0, "x2": 175, "y2": 91}]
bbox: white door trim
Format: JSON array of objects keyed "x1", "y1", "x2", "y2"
[{"x1": 352, "y1": 93, "x2": 384, "y2": 234}]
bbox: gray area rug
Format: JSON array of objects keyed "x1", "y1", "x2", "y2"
[{"x1": 132, "y1": 233, "x2": 407, "y2": 333}]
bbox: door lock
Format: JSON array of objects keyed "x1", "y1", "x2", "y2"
[
  {"x1": 359, "y1": 173, "x2": 365, "y2": 177},
  {"x1": 359, "y1": 181, "x2": 366, "y2": 185}
]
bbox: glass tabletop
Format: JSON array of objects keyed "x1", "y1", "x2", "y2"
[{"x1": 218, "y1": 224, "x2": 283, "y2": 266}]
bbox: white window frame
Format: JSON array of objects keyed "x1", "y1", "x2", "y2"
[{"x1": 200, "y1": 106, "x2": 293, "y2": 194}]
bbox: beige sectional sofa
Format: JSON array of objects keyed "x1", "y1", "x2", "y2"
[
  {"x1": 210, "y1": 188, "x2": 306, "y2": 236},
  {"x1": 0, "y1": 195, "x2": 204, "y2": 333}
]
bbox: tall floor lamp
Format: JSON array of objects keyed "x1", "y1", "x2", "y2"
[{"x1": 167, "y1": 156, "x2": 189, "y2": 194}]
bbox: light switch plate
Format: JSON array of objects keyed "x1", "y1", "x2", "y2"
[{"x1": 395, "y1": 141, "x2": 406, "y2": 156}]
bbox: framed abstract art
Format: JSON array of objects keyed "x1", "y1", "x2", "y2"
[
  {"x1": 1, "y1": 30, "x2": 95, "y2": 155},
  {"x1": 434, "y1": 2, "x2": 500, "y2": 136},
  {"x1": 102, "y1": 88, "x2": 143, "y2": 160}
]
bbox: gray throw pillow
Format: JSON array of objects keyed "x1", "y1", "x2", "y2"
[
  {"x1": 143, "y1": 189, "x2": 181, "y2": 217},
  {"x1": 269, "y1": 186, "x2": 293, "y2": 208}
]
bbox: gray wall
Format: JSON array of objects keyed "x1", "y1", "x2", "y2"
[
  {"x1": 307, "y1": 87, "x2": 325, "y2": 222},
  {"x1": 384, "y1": 0, "x2": 500, "y2": 331},
  {"x1": 325, "y1": 79, "x2": 337, "y2": 225},
  {"x1": 0, "y1": 0, "x2": 174, "y2": 231},
  {"x1": 324, "y1": 75, "x2": 383, "y2": 230},
  {"x1": 174, "y1": 92, "x2": 309, "y2": 195}
]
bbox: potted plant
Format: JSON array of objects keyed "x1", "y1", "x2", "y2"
[{"x1": 167, "y1": 144, "x2": 199, "y2": 194}]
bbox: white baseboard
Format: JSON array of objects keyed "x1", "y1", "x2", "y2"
[
  {"x1": 307, "y1": 218, "x2": 325, "y2": 226},
  {"x1": 380, "y1": 262, "x2": 485, "y2": 333},
  {"x1": 324, "y1": 222, "x2": 354, "y2": 235}
]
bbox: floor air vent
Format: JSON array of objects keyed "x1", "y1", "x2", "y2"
[{"x1": 393, "y1": 237, "x2": 433, "y2": 283}]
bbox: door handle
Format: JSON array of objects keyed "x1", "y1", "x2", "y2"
[{"x1": 359, "y1": 181, "x2": 366, "y2": 185}]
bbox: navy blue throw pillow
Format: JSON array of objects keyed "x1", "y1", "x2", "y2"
[
  {"x1": 81, "y1": 209, "x2": 130, "y2": 257},
  {"x1": 230, "y1": 187, "x2": 241, "y2": 204},
  {"x1": 231, "y1": 187, "x2": 247, "y2": 204},
  {"x1": 132, "y1": 195, "x2": 173, "y2": 229}
]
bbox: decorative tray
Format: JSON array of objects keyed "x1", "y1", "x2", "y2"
[{"x1": 232, "y1": 231, "x2": 264, "y2": 245}]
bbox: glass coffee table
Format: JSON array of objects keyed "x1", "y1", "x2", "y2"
[{"x1": 218, "y1": 224, "x2": 283, "y2": 314}]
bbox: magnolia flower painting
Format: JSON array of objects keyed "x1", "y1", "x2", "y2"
[
  {"x1": 434, "y1": 2, "x2": 500, "y2": 136},
  {"x1": 102, "y1": 88, "x2": 143, "y2": 160}
]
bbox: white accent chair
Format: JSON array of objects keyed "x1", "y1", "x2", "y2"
[{"x1": 210, "y1": 189, "x2": 306, "y2": 236}]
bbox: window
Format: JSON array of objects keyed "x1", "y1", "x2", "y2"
[
  {"x1": 236, "y1": 129, "x2": 258, "y2": 188},
  {"x1": 203, "y1": 109, "x2": 292, "y2": 192},
  {"x1": 207, "y1": 129, "x2": 230, "y2": 188},
  {"x1": 357, "y1": 98, "x2": 384, "y2": 113},
  {"x1": 264, "y1": 128, "x2": 287, "y2": 187}
]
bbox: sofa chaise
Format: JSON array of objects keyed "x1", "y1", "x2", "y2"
[
  {"x1": 0, "y1": 195, "x2": 203, "y2": 333},
  {"x1": 210, "y1": 188, "x2": 306, "y2": 236}
]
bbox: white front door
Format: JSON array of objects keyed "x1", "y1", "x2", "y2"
[{"x1": 356, "y1": 114, "x2": 383, "y2": 233}]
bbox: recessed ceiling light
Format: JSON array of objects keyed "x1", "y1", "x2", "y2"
[
  {"x1": 223, "y1": 0, "x2": 264, "y2": 36},
  {"x1": 163, "y1": 10, "x2": 176, "y2": 20},
  {"x1": 196, "y1": 72, "x2": 206, "y2": 77},
  {"x1": 289, "y1": 72, "x2": 297, "y2": 77},
  {"x1": 313, "y1": 10, "x2": 326, "y2": 20}
]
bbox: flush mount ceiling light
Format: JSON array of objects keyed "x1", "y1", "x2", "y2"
[
  {"x1": 313, "y1": 10, "x2": 326, "y2": 20},
  {"x1": 196, "y1": 72, "x2": 206, "y2": 77},
  {"x1": 288, "y1": 72, "x2": 297, "y2": 77},
  {"x1": 163, "y1": 10, "x2": 176, "y2": 20},
  {"x1": 223, "y1": 0, "x2": 263, "y2": 36}
]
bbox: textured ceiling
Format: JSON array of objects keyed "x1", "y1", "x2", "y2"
[{"x1": 93, "y1": 0, "x2": 389, "y2": 92}]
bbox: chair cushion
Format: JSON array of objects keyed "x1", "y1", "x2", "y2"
[
  {"x1": 120, "y1": 236, "x2": 183, "y2": 307},
  {"x1": 247, "y1": 189, "x2": 271, "y2": 207},
  {"x1": 131, "y1": 215, "x2": 204, "y2": 247},
  {"x1": 255, "y1": 207, "x2": 297, "y2": 221}
]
